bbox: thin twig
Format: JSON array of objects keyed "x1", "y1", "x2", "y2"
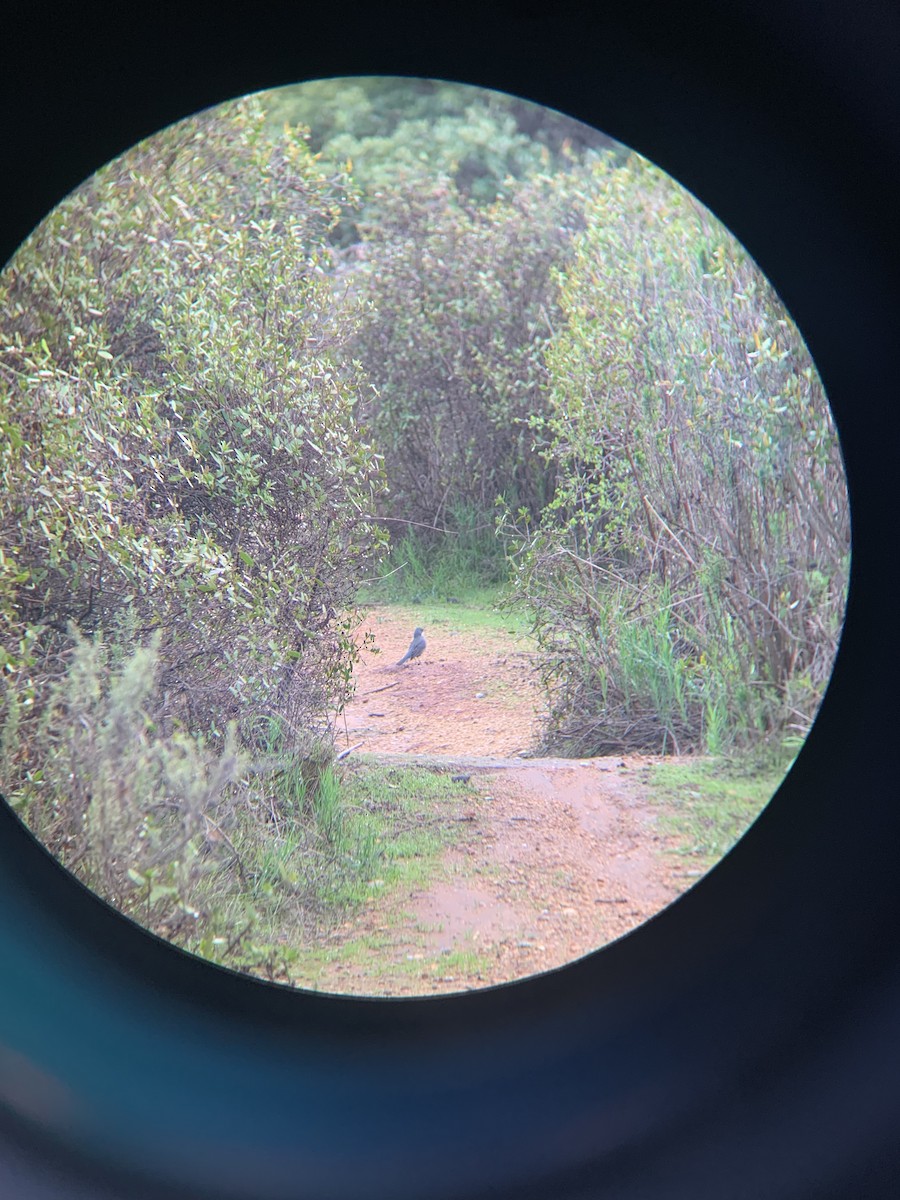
[
  {"x1": 641, "y1": 495, "x2": 699, "y2": 569},
  {"x1": 361, "y1": 515, "x2": 455, "y2": 535},
  {"x1": 225, "y1": 921, "x2": 255, "y2": 958},
  {"x1": 203, "y1": 814, "x2": 248, "y2": 884},
  {"x1": 357, "y1": 559, "x2": 409, "y2": 586}
]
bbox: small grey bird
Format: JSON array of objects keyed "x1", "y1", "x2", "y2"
[{"x1": 397, "y1": 627, "x2": 426, "y2": 666}]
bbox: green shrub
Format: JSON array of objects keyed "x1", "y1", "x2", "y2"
[
  {"x1": 0, "y1": 624, "x2": 386, "y2": 970},
  {"x1": 347, "y1": 166, "x2": 590, "y2": 546},
  {"x1": 506, "y1": 154, "x2": 850, "y2": 755},
  {"x1": 0, "y1": 96, "x2": 388, "y2": 774},
  {"x1": 1, "y1": 625, "x2": 245, "y2": 937}
]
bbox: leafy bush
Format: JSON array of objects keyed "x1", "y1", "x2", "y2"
[
  {"x1": 2, "y1": 623, "x2": 245, "y2": 937},
  {"x1": 347, "y1": 167, "x2": 590, "y2": 549},
  {"x1": 506, "y1": 154, "x2": 850, "y2": 755},
  {"x1": 0, "y1": 625, "x2": 384, "y2": 974},
  {"x1": 0, "y1": 98, "x2": 387, "y2": 778}
]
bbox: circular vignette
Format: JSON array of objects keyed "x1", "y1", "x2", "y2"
[{"x1": 1, "y1": 6, "x2": 898, "y2": 1200}]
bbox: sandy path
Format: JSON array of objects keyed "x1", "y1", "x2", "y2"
[
  {"x1": 337, "y1": 607, "x2": 542, "y2": 757},
  {"x1": 299, "y1": 609, "x2": 696, "y2": 997}
]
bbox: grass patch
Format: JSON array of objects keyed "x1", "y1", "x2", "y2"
[
  {"x1": 642, "y1": 754, "x2": 790, "y2": 868},
  {"x1": 425, "y1": 942, "x2": 492, "y2": 983},
  {"x1": 328, "y1": 761, "x2": 470, "y2": 903},
  {"x1": 360, "y1": 596, "x2": 532, "y2": 641},
  {"x1": 279, "y1": 760, "x2": 480, "y2": 989},
  {"x1": 358, "y1": 503, "x2": 513, "y2": 608},
  {"x1": 171, "y1": 758, "x2": 479, "y2": 988}
]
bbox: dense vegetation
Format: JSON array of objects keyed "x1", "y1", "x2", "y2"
[
  {"x1": 1, "y1": 99, "x2": 386, "y2": 749},
  {"x1": 0, "y1": 99, "x2": 388, "y2": 961},
  {"x1": 0, "y1": 80, "x2": 849, "y2": 973},
  {"x1": 349, "y1": 168, "x2": 589, "y2": 546},
  {"x1": 503, "y1": 156, "x2": 849, "y2": 755}
]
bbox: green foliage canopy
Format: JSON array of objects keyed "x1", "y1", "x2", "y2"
[{"x1": 263, "y1": 77, "x2": 617, "y2": 225}]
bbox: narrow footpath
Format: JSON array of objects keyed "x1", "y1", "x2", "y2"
[{"x1": 302, "y1": 609, "x2": 697, "y2": 997}]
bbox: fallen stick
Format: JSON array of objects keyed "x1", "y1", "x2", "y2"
[
  {"x1": 359, "y1": 681, "x2": 401, "y2": 697},
  {"x1": 336, "y1": 742, "x2": 365, "y2": 762}
]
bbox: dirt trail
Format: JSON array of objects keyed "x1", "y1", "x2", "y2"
[
  {"x1": 305, "y1": 609, "x2": 695, "y2": 997},
  {"x1": 338, "y1": 607, "x2": 542, "y2": 757}
]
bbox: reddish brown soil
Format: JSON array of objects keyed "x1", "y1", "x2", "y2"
[
  {"x1": 337, "y1": 607, "x2": 542, "y2": 757},
  {"x1": 301, "y1": 609, "x2": 698, "y2": 998}
]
